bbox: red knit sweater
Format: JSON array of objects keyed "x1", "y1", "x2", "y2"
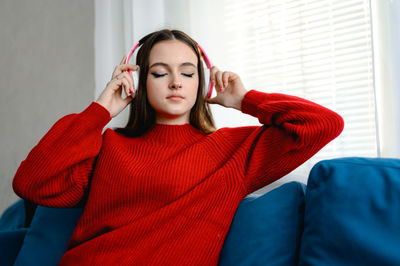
[{"x1": 13, "y1": 90, "x2": 343, "y2": 265}]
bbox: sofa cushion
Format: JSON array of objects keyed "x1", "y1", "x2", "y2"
[
  {"x1": 0, "y1": 199, "x2": 28, "y2": 266},
  {"x1": 299, "y1": 157, "x2": 400, "y2": 266},
  {"x1": 0, "y1": 199, "x2": 26, "y2": 230},
  {"x1": 13, "y1": 205, "x2": 83, "y2": 266},
  {"x1": 219, "y1": 181, "x2": 306, "y2": 266}
]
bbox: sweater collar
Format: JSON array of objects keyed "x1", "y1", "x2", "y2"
[{"x1": 142, "y1": 123, "x2": 206, "y2": 145}]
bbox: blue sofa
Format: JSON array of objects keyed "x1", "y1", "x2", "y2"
[{"x1": 1, "y1": 157, "x2": 399, "y2": 265}]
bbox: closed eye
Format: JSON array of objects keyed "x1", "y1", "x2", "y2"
[
  {"x1": 151, "y1": 73, "x2": 167, "y2": 78},
  {"x1": 151, "y1": 72, "x2": 195, "y2": 78},
  {"x1": 182, "y1": 73, "x2": 195, "y2": 78}
]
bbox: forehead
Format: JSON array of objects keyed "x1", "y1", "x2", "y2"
[{"x1": 148, "y1": 40, "x2": 198, "y2": 65}]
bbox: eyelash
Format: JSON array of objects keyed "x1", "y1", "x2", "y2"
[{"x1": 151, "y1": 73, "x2": 195, "y2": 78}]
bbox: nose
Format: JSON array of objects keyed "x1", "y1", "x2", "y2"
[
  {"x1": 170, "y1": 81, "x2": 182, "y2": 89},
  {"x1": 169, "y1": 72, "x2": 182, "y2": 90}
]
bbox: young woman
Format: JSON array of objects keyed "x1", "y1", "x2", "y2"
[{"x1": 12, "y1": 29, "x2": 344, "y2": 265}]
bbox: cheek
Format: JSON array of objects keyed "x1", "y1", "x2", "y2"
[
  {"x1": 146, "y1": 77, "x2": 160, "y2": 95},
  {"x1": 145, "y1": 80, "x2": 160, "y2": 108},
  {"x1": 146, "y1": 77, "x2": 155, "y2": 92},
  {"x1": 187, "y1": 83, "x2": 199, "y2": 108},
  {"x1": 189, "y1": 78, "x2": 199, "y2": 98}
]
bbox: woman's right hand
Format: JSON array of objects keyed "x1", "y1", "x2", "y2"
[{"x1": 96, "y1": 56, "x2": 139, "y2": 118}]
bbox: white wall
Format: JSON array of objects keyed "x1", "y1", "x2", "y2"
[{"x1": 0, "y1": 0, "x2": 95, "y2": 214}]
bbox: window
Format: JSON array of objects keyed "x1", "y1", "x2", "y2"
[
  {"x1": 189, "y1": 0, "x2": 377, "y2": 188},
  {"x1": 223, "y1": 0, "x2": 376, "y2": 156}
]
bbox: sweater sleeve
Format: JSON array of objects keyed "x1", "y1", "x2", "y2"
[
  {"x1": 12, "y1": 102, "x2": 111, "y2": 208},
  {"x1": 213, "y1": 90, "x2": 344, "y2": 194}
]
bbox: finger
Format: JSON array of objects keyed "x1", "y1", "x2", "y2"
[
  {"x1": 127, "y1": 70, "x2": 133, "y2": 83},
  {"x1": 112, "y1": 65, "x2": 122, "y2": 79},
  {"x1": 113, "y1": 73, "x2": 131, "y2": 89},
  {"x1": 112, "y1": 64, "x2": 138, "y2": 80},
  {"x1": 119, "y1": 64, "x2": 139, "y2": 72},
  {"x1": 215, "y1": 71, "x2": 224, "y2": 91},
  {"x1": 110, "y1": 76, "x2": 129, "y2": 93},
  {"x1": 123, "y1": 92, "x2": 135, "y2": 104},
  {"x1": 122, "y1": 82, "x2": 130, "y2": 97},
  {"x1": 222, "y1": 71, "x2": 230, "y2": 89},
  {"x1": 107, "y1": 78, "x2": 123, "y2": 93},
  {"x1": 210, "y1": 66, "x2": 219, "y2": 83},
  {"x1": 120, "y1": 56, "x2": 126, "y2": 64},
  {"x1": 123, "y1": 85, "x2": 134, "y2": 97},
  {"x1": 121, "y1": 78, "x2": 131, "y2": 95},
  {"x1": 206, "y1": 96, "x2": 218, "y2": 104},
  {"x1": 119, "y1": 72, "x2": 134, "y2": 93}
]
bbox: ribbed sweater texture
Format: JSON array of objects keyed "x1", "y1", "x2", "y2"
[{"x1": 13, "y1": 90, "x2": 344, "y2": 265}]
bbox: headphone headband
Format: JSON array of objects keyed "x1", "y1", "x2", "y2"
[{"x1": 125, "y1": 33, "x2": 214, "y2": 98}]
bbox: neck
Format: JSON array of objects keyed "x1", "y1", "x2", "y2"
[{"x1": 155, "y1": 113, "x2": 190, "y2": 125}]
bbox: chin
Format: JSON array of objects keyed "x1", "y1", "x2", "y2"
[
  {"x1": 165, "y1": 105, "x2": 191, "y2": 114},
  {"x1": 159, "y1": 108, "x2": 190, "y2": 119}
]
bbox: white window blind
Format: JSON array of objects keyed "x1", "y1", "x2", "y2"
[{"x1": 219, "y1": 0, "x2": 377, "y2": 165}]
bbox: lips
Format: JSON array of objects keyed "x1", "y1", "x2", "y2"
[{"x1": 166, "y1": 95, "x2": 184, "y2": 100}]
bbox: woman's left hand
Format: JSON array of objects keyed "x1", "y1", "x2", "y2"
[{"x1": 206, "y1": 66, "x2": 248, "y2": 110}]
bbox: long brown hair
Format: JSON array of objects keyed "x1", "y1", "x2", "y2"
[{"x1": 114, "y1": 29, "x2": 216, "y2": 137}]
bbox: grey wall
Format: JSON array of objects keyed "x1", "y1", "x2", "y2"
[{"x1": 0, "y1": 0, "x2": 95, "y2": 214}]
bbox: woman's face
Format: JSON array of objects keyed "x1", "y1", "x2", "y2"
[{"x1": 146, "y1": 40, "x2": 199, "y2": 125}]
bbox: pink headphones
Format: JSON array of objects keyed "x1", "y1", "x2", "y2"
[{"x1": 125, "y1": 33, "x2": 214, "y2": 99}]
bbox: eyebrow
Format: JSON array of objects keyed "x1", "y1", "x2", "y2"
[{"x1": 149, "y1": 62, "x2": 197, "y2": 69}]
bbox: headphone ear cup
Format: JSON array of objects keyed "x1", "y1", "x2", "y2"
[
  {"x1": 203, "y1": 64, "x2": 212, "y2": 98},
  {"x1": 131, "y1": 69, "x2": 139, "y2": 94}
]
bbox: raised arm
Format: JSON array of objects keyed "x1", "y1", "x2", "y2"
[
  {"x1": 213, "y1": 90, "x2": 344, "y2": 194},
  {"x1": 206, "y1": 67, "x2": 343, "y2": 194},
  {"x1": 12, "y1": 102, "x2": 111, "y2": 207}
]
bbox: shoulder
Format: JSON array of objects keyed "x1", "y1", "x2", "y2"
[
  {"x1": 210, "y1": 125, "x2": 263, "y2": 139},
  {"x1": 206, "y1": 125, "x2": 265, "y2": 150},
  {"x1": 102, "y1": 128, "x2": 135, "y2": 143},
  {"x1": 103, "y1": 128, "x2": 115, "y2": 137}
]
